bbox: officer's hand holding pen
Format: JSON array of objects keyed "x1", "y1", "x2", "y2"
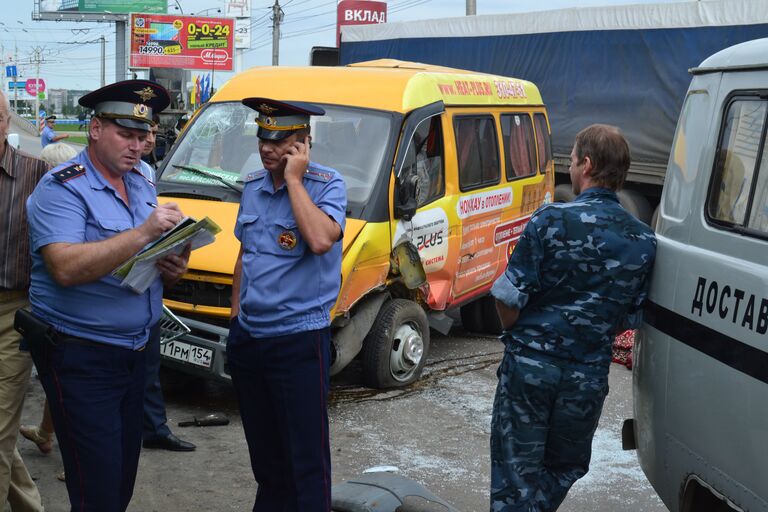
[
  {"x1": 283, "y1": 136, "x2": 310, "y2": 185},
  {"x1": 140, "y1": 201, "x2": 184, "y2": 240}
]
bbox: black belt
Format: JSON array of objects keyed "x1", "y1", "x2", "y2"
[
  {"x1": 14, "y1": 309, "x2": 145, "y2": 352},
  {"x1": 56, "y1": 332, "x2": 145, "y2": 352}
]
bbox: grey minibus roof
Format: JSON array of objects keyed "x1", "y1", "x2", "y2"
[{"x1": 690, "y1": 37, "x2": 768, "y2": 75}]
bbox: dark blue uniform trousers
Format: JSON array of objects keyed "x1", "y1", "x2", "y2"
[
  {"x1": 143, "y1": 323, "x2": 171, "y2": 440},
  {"x1": 31, "y1": 335, "x2": 145, "y2": 512},
  {"x1": 490, "y1": 342, "x2": 609, "y2": 512},
  {"x1": 227, "y1": 319, "x2": 332, "y2": 512}
]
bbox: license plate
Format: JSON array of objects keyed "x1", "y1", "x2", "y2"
[{"x1": 161, "y1": 340, "x2": 213, "y2": 368}]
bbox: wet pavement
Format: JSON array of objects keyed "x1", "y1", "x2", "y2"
[{"x1": 17, "y1": 327, "x2": 668, "y2": 511}]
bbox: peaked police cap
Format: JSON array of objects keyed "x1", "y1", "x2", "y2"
[
  {"x1": 79, "y1": 80, "x2": 170, "y2": 132},
  {"x1": 242, "y1": 97, "x2": 325, "y2": 141}
]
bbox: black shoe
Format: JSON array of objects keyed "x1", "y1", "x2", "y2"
[{"x1": 142, "y1": 433, "x2": 196, "y2": 452}]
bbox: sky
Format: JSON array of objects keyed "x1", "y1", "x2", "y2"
[{"x1": 0, "y1": 0, "x2": 692, "y2": 94}]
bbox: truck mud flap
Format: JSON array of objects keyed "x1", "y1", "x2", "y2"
[{"x1": 330, "y1": 292, "x2": 388, "y2": 376}]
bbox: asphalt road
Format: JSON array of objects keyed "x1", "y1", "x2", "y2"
[
  {"x1": 17, "y1": 326, "x2": 668, "y2": 512},
  {"x1": 8, "y1": 117, "x2": 83, "y2": 159}
]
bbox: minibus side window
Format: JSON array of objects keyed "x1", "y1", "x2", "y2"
[
  {"x1": 401, "y1": 116, "x2": 445, "y2": 208},
  {"x1": 501, "y1": 113, "x2": 536, "y2": 180},
  {"x1": 748, "y1": 144, "x2": 768, "y2": 233},
  {"x1": 455, "y1": 116, "x2": 500, "y2": 191},
  {"x1": 533, "y1": 113, "x2": 552, "y2": 174},
  {"x1": 708, "y1": 98, "x2": 767, "y2": 232}
]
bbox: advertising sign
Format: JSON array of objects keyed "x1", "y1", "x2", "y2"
[
  {"x1": 6, "y1": 82, "x2": 34, "y2": 99},
  {"x1": 336, "y1": 0, "x2": 386, "y2": 46},
  {"x1": 40, "y1": 0, "x2": 166, "y2": 13},
  {"x1": 25, "y1": 79, "x2": 46, "y2": 96},
  {"x1": 234, "y1": 18, "x2": 251, "y2": 49},
  {"x1": 224, "y1": 0, "x2": 251, "y2": 18},
  {"x1": 130, "y1": 14, "x2": 235, "y2": 71}
]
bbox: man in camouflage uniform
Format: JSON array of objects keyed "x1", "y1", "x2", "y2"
[{"x1": 489, "y1": 124, "x2": 657, "y2": 511}]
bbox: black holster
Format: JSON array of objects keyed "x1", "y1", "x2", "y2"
[{"x1": 14, "y1": 309, "x2": 58, "y2": 345}]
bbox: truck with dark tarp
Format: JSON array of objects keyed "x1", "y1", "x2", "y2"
[{"x1": 339, "y1": 0, "x2": 768, "y2": 224}]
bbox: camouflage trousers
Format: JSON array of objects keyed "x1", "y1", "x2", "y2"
[{"x1": 490, "y1": 343, "x2": 609, "y2": 512}]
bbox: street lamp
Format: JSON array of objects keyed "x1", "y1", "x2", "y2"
[
  {"x1": 169, "y1": 0, "x2": 184, "y2": 14},
  {"x1": 193, "y1": 8, "x2": 222, "y2": 16}
]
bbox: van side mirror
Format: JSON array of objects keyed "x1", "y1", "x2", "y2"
[
  {"x1": 392, "y1": 101, "x2": 445, "y2": 222},
  {"x1": 395, "y1": 174, "x2": 418, "y2": 221}
]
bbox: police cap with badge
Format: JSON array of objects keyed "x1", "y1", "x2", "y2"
[
  {"x1": 242, "y1": 97, "x2": 325, "y2": 141},
  {"x1": 79, "y1": 79, "x2": 170, "y2": 132}
]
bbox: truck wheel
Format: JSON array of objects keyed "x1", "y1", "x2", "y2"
[
  {"x1": 460, "y1": 300, "x2": 484, "y2": 333},
  {"x1": 481, "y1": 295, "x2": 503, "y2": 335},
  {"x1": 617, "y1": 189, "x2": 653, "y2": 225},
  {"x1": 361, "y1": 299, "x2": 430, "y2": 388},
  {"x1": 554, "y1": 184, "x2": 576, "y2": 203}
]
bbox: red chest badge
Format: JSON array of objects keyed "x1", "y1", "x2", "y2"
[{"x1": 278, "y1": 230, "x2": 297, "y2": 250}]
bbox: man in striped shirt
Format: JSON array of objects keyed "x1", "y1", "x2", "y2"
[{"x1": 0, "y1": 90, "x2": 48, "y2": 511}]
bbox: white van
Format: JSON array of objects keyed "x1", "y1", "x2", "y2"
[{"x1": 626, "y1": 39, "x2": 768, "y2": 511}]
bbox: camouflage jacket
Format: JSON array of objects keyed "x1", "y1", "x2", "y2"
[{"x1": 491, "y1": 187, "x2": 657, "y2": 370}]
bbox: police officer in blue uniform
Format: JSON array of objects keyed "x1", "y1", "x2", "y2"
[
  {"x1": 489, "y1": 124, "x2": 657, "y2": 512},
  {"x1": 25, "y1": 80, "x2": 189, "y2": 512},
  {"x1": 137, "y1": 114, "x2": 196, "y2": 453},
  {"x1": 228, "y1": 98, "x2": 346, "y2": 511},
  {"x1": 40, "y1": 115, "x2": 69, "y2": 148}
]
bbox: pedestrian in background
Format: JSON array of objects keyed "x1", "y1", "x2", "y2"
[
  {"x1": 140, "y1": 114, "x2": 160, "y2": 172},
  {"x1": 489, "y1": 124, "x2": 657, "y2": 511},
  {"x1": 0, "y1": 89, "x2": 47, "y2": 512},
  {"x1": 18, "y1": 141, "x2": 78, "y2": 482},
  {"x1": 77, "y1": 111, "x2": 87, "y2": 131},
  {"x1": 40, "y1": 142, "x2": 78, "y2": 169},
  {"x1": 40, "y1": 115, "x2": 69, "y2": 148},
  {"x1": 24, "y1": 80, "x2": 188, "y2": 511},
  {"x1": 138, "y1": 112, "x2": 196, "y2": 453},
  {"x1": 229, "y1": 98, "x2": 346, "y2": 511}
]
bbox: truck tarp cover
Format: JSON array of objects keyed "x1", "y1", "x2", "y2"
[{"x1": 340, "y1": 0, "x2": 768, "y2": 165}]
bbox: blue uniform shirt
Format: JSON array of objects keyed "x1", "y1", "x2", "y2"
[
  {"x1": 40, "y1": 125, "x2": 55, "y2": 148},
  {"x1": 491, "y1": 187, "x2": 657, "y2": 370},
  {"x1": 138, "y1": 159, "x2": 156, "y2": 182},
  {"x1": 235, "y1": 162, "x2": 346, "y2": 337},
  {"x1": 26, "y1": 149, "x2": 162, "y2": 349}
]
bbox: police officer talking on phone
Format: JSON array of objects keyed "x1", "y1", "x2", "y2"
[
  {"x1": 228, "y1": 98, "x2": 346, "y2": 511},
  {"x1": 23, "y1": 80, "x2": 189, "y2": 512}
]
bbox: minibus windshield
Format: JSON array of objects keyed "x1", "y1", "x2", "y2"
[{"x1": 159, "y1": 101, "x2": 394, "y2": 210}]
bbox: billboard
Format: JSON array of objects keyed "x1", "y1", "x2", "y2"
[
  {"x1": 337, "y1": 0, "x2": 386, "y2": 46},
  {"x1": 224, "y1": 0, "x2": 251, "y2": 18},
  {"x1": 234, "y1": 18, "x2": 251, "y2": 49},
  {"x1": 130, "y1": 14, "x2": 235, "y2": 71},
  {"x1": 40, "y1": 0, "x2": 166, "y2": 14},
  {"x1": 25, "y1": 79, "x2": 46, "y2": 96},
  {"x1": 6, "y1": 80, "x2": 42, "y2": 100}
]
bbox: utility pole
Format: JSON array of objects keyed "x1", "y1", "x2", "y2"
[
  {"x1": 31, "y1": 46, "x2": 43, "y2": 133},
  {"x1": 100, "y1": 35, "x2": 106, "y2": 87},
  {"x1": 466, "y1": 0, "x2": 476, "y2": 15},
  {"x1": 13, "y1": 44, "x2": 18, "y2": 113},
  {"x1": 271, "y1": 0, "x2": 283, "y2": 66},
  {"x1": 0, "y1": 44, "x2": 6, "y2": 103}
]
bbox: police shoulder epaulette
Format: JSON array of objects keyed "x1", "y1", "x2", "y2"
[
  {"x1": 244, "y1": 169, "x2": 267, "y2": 183},
  {"x1": 52, "y1": 164, "x2": 86, "y2": 183},
  {"x1": 304, "y1": 167, "x2": 332, "y2": 182},
  {"x1": 130, "y1": 168, "x2": 156, "y2": 187}
]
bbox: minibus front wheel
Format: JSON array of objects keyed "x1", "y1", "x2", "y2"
[{"x1": 361, "y1": 299, "x2": 430, "y2": 388}]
